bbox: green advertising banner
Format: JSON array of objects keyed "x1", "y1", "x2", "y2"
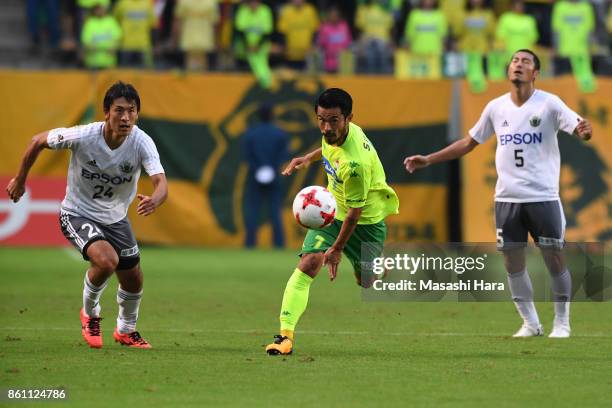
[{"x1": 1, "y1": 71, "x2": 451, "y2": 247}]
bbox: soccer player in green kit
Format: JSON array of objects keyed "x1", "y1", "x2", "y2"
[{"x1": 266, "y1": 88, "x2": 399, "y2": 355}]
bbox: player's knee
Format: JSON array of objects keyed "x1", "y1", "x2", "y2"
[
  {"x1": 299, "y1": 253, "x2": 324, "y2": 277},
  {"x1": 91, "y1": 252, "x2": 119, "y2": 274}
]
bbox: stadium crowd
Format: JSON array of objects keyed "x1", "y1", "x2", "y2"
[{"x1": 25, "y1": 0, "x2": 612, "y2": 84}]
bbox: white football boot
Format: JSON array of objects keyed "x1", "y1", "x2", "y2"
[
  {"x1": 548, "y1": 322, "x2": 571, "y2": 338},
  {"x1": 512, "y1": 323, "x2": 544, "y2": 337}
]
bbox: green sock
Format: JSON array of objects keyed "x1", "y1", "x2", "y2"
[
  {"x1": 279, "y1": 268, "x2": 313, "y2": 338},
  {"x1": 467, "y1": 52, "x2": 487, "y2": 93},
  {"x1": 570, "y1": 54, "x2": 596, "y2": 93},
  {"x1": 487, "y1": 51, "x2": 506, "y2": 81}
]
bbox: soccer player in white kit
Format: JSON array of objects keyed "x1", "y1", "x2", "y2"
[
  {"x1": 6, "y1": 82, "x2": 168, "y2": 348},
  {"x1": 404, "y1": 50, "x2": 593, "y2": 338}
]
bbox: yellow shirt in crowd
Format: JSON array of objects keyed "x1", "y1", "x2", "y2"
[{"x1": 277, "y1": 3, "x2": 319, "y2": 61}]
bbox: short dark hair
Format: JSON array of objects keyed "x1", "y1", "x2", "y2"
[
  {"x1": 512, "y1": 49, "x2": 540, "y2": 71},
  {"x1": 315, "y1": 88, "x2": 352, "y2": 118},
  {"x1": 103, "y1": 81, "x2": 141, "y2": 113}
]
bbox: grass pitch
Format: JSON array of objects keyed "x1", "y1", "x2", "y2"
[{"x1": 1, "y1": 248, "x2": 611, "y2": 407}]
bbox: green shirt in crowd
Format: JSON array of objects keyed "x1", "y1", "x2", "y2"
[
  {"x1": 235, "y1": 4, "x2": 273, "y2": 50},
  {"x1": 552, "y1": 0, "x2": 594, "y2": 57},
  {"x1": 495, "y1": 12, "x2": 538, "y2": 55},
  {"x1": 405, "y1": 9, "x2": 448, "y2": 56},
  {"x1": 78, "y1": 0, "x2": 110, "y2": 8},
  {"x1": 321, "y1": 123, "x2": 399, "y2": 225},
  {"x1": 81, "y1": 15, "x2": 122, "y2": 68}
]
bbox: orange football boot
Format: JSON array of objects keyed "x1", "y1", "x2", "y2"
[
  {"x1": 80, "y1": 308, "x2": 103, "y2": 349},
  {"x1": 265, "y1": 335, "x2": 293, "y2": 355},
  {"x1": 113, "y1": 329, "x2": 152, "y2": 348}
]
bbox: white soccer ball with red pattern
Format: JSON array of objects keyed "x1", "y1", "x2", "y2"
[{"x1": 292, "y1": 186, "x2": 336, "y2": 229}]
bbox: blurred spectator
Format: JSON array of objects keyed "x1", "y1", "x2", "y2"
[
  {"x1": 552, "y1": 0, "x2": 596, "y2": 91},
  {"x1": 608, "y1": 5, "x2": 612, "y2": 51},
  {"x1": 242, "y1": 103, "x2": 289, "y2": 248},
  {"x1": 552, "y1": 0, "x2": 594, "y2": 58},
  {"x1": 76, "y1": 0, "x2": 111, "y2": 45},
  {"x1": 114, "y1": 0, "x2": 157, "y2": 68},
  {"x1": 591, "y1": 0, "x2": 610, "y2": 49},
  {"x1": 404, "y1": 0, "x2": 448, "y2": 57},
  {"x1": 317, "y1": 6, "x2": 352, "y2": 73},
  {"x1": 235, "y1": 0, "x2": 274, "y2": 88},
  {"x1": 27, "y1": 0, "x2": 61, "y2": 52},
  {"x1": 440, "y1": 0, "x2": 467, "y2": 36},
  {"x1": 277, "y1": 0, "x2": 319, "y2": 70},
  {"x1": 490, "y1": 0, "x2": 538, "y2": 79},
  {"x1": 456, "y1": 0, "x2": 495, "y2": 91},
  {"x1": 495, "y1": 0, "x2": 538, "y2": 54},
  {"x1": 81, "y1": 2, "x2": 122, "y2": 69},
  {"x1": 174, "y1": 0, "x2": 219, "y2": 71},
  {"x1": 356, "y1": 0, "x2": 394, "y2": 73},
  {"x1": 456, "y1": 0, "x2": 495, "y2": 54}
]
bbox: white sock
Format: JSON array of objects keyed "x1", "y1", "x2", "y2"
[
  {"x1": 551, "y1": 269, "x2": 571, "y2": 326},
  {"x1": 83, "y1": 271, "x2": 108, "y2": 318},
  {"x1": 507, "y1": 269, "x2": 540, "y2": 328},
  {"x1": 116, "y1": 287, "x2": 142, "y2": 334}
]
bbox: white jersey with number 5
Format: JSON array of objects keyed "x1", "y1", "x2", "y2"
[
  {"x1": 47, "y1": 122, "x2": 164, "y2": 224},
  {"x1": 469, "y1": 90, "x2": 581, "y2": 203}
]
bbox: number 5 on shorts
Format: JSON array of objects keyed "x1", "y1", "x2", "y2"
[{"x1": 496, "y1": 228, "x2": 504, "y2": 247}]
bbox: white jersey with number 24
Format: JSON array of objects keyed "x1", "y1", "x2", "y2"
[{"x1": 47, "y1": 122, "x2": 164, "y2": 225}]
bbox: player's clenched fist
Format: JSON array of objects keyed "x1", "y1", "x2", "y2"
[
  {"x1": 404, "y1": 155, "x2": 429, "y2": 173},
  {"x1": 282, "y1": 156, "x2": 310, "y2": 176},
  {"x1": 6, "y1": 178, "x2": 25, "y2": 203},
  {"x1": 575, "y1": 119, "x2": 592, "y2": 141}
]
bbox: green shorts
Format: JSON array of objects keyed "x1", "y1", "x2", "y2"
[{"x1": 300, "y1": 219, "x2": 387, "y2": 277}]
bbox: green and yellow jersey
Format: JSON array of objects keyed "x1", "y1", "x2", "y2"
[{"x1": 321, "y1": 122, "x2": 399, "y2": 225}]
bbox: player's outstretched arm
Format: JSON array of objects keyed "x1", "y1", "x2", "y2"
[
  {"x1": 6, "y1": 131, "x2": 50, "y2": 202},
  {"x1": 404, "y1": 136, "x2": 479, "y2": 173},
  {"x1": 136, "y1": 173, "x2": 168, "y2": 216},
  {"x1": 574, "y1": 119, "x2": 592, "y2": 141},
  {"x1": 281, "y1": 147, "x2": 322, "y2": 176}
]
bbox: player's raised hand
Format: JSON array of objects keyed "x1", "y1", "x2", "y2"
[
  {"x1": 574, "y1": 119, "x2": 592, "y2": 141},
  {"x1": 6, "y1": 177, "x2": 25, "y2": 203},
  {"x1": 404, "y1": 155, "x2": 429, "y2": 173},
  {"x1": 136, "y1": 193, "x2": 157, "y2": 216},
  {"x1": 282, "y1": 156, "x2": 310, "y2": 176},
  {"x1": 323, "y1": 247, "x2": 342, "y2": 281}
]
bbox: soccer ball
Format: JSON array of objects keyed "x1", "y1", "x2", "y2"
[{"x1": 292, "y1": 186, "x2": 336, "y2": 229}]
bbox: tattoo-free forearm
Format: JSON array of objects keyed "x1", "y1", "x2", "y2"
[
  {"x1": 306, "y1": 147, "x2": 322, "y2": 162},
  {"x1": 150, "y1": 176, "x2": 168, "y2": 207},
  {"x1": 16, "y1": 133, "x2": 49, "y2": 182},
  {"x1": 332, "y1": 208, "x2": 361, "y2": 250},
  {"x1": 426, "y1": 137, "x2": 477, "y2": 165}
]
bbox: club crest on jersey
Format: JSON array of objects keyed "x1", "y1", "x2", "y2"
[
  {"x1": 529, "y1": 116, "x2": 541, "y2": 127},
  {"x1": 119, "y1": 161, "x2": 134, "y2": 174},
  {"x1": 57, "y1": 134, "x2": 64, "y2": 142}
]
